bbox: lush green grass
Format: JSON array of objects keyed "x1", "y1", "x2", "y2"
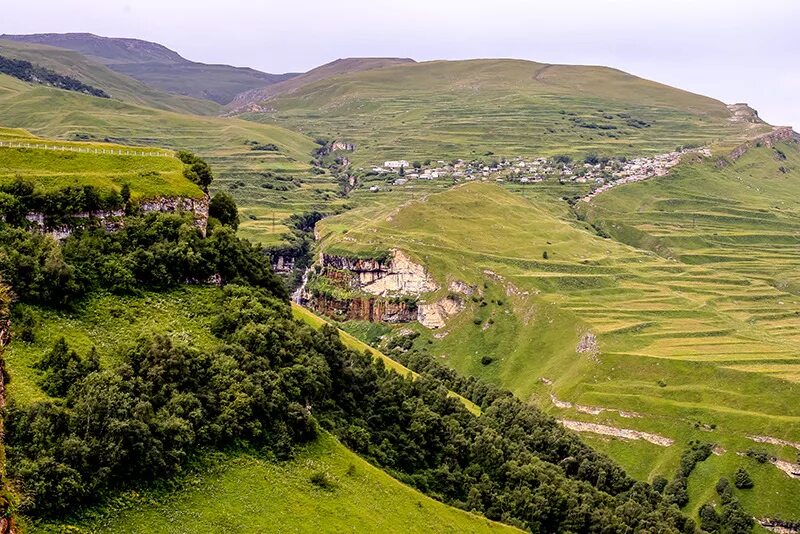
[
  {"x1": 5, "y1": 287, "x2": 220, "y2": 406},
  {"x1": 314, "y1": 162, "x2": 800, "y2": 520},
  {"x1": 27, "y1": 433, "x2": 516, "y2": 534},
  {"x1": 0, "y1": 128, "x2": 202, "y2": 199},
  {"x1": 244, "y1": 58, "x2": 765, "y2": 166}
]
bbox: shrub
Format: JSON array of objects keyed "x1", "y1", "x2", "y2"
[
  {"x1": 734, "y1": 467, "x2": 753, "y2": 489},
  {"x1": 310, "y1": 471, "x2": 337, "y2": 490}
]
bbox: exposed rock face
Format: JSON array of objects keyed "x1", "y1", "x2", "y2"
[
  {"x1": 727, "y1": 103, "x2": 763, "y2": 123},
  {"x1": 361, "y1": 250, "x2": 438, "y2": 296},
  {"x1": 140, "y1": 195, "x2": 209, "y2": 234},
  {"x1": 321, "y1": 250, "x2": 438, "y2": 296},
  {"x1": 418, "y1": 296, "x2": 464, "y2": 329},
  {"x1": 729, "y1": 126, "x2": 799, "y2": 161},
  {"x1": 576, "y1": 332, "x2": 599, "y2": 357},
  {"x1": 312, "y1": 294, "x2": 417, "y2": 322},
  {"x1": 22, "y1": 194, "x2": 209, "y2": 239},
  {"x1": 271, "y1": 255, "x2": 296, "y2": 274}
]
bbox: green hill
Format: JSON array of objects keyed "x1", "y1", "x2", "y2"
[
  {"x1": 312, "y1": 145, "x2": 800, "y2": 521},
  {"x1": 241, "y1": 58, "x2": 767, "y2": 165},
  {"x1": 228, "y1": 57, "x2": 416, "y2": 111},
  {"x1": 1, "y1": 33, "x2": 296, "y2": 105},
  {"x1": 0, "y1": 127, "x2": 202, "y2": 199},
  {"x1": 0, "y1": 38, "x2": 220, "y2": 115},
  {"x1": 28, "y1": 433, "x2": 517, "y2": 534}
]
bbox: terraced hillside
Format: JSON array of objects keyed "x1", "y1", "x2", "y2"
[
  {"x1": 242, "y1": 59, "x2": 768, "y2": 165},
  {"x1": 311, "y1": 145, "x2": 800, "y2": 521},
  {"x1": 0, "y1": 67, "x2": 324, "y2": 244}
]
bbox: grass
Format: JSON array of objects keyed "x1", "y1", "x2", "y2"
[
  {"x1": 0, "y1": 128, "x2": 203, "y2": 199},
  {"x1": 26, "y1": 433, "x2": 517, "y2": 534},
  {"x1": 312, "y1": 148, "x2": 800, "y2": 520},
  {"x1": 244, "y1": 58, "x2": 766, "y2": 166},
  {"x1": 4, "y1": 287, "x2": 220, "y2": 406},
  {"x1": 8, "y1": 291, "x2": 507, "y2": 533}
]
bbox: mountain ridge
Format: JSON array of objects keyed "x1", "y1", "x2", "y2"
[{"x1": 0, "y1": 32, "x2": 296, "y2": 104}]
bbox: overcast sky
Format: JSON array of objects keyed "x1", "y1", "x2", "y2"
[{"x1": 5, "y1": 0, "x2": 799, "y2": 127}]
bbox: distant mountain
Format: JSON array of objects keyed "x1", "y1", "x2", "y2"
[
  {"x1": 0, "y1": 33, "x2": 296, "y2": 105},
  {"x1": 227, "y1": 57, "x2": 416, "y2": 112}
]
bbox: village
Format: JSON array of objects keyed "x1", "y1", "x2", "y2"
[{"x1": 366, "y1": 146, "x2": 712, "y2": 200}]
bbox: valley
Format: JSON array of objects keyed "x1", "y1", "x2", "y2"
[{"x1": 0, "y1": 26, "x2": 797, "y2": 534}]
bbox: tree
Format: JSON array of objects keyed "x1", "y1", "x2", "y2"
[
  {"x1": 733, "y1": 467, "x2": 753, "y2": 489},
  {"x1": 412, "y1": 161, "x2": 422, "y2": 170},
  {"x1": 542, "y1": 250, "x2": 549, "y2": 260},
  {"x1": 209, "y1": 192, "x2": 239, "y2": 230},
  {"x1": 698, "y1": 503, "x2": 720, "y2": 533}
]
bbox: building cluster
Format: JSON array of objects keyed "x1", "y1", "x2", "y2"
[{"x1": 370, "y1": 147, "x2": 711, "y2": 198}]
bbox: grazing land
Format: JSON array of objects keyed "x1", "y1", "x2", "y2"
[{"x1": 314, "y1": 143, "x2": 800, "y2": 520}]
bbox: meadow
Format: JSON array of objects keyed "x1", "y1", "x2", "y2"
[{"x1": 0, "y1": 128, "x2": 203, "y2": 199}]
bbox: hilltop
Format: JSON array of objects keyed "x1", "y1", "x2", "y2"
[
  {"x1": 228, "y1": 57, "x2": 416, "y2": 112},
  {"x1": 240, "y1": 58, "x2": 769, "y2": 164},
  {"x1": 0, "y1": 33, "x2": 296, "y2": 104}
]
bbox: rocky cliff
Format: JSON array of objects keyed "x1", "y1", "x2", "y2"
[
  {"x1": 321, "y1": 250, "x2": 437, "y2": 295},
  {"x1": 729, "y1": 126, "x2": 799, "y2": 161},
  {"x1": 24, "y1": 194, "x2": 209, "y2": 240},
  {"x1": 311, "y1": 294, "x2": 417, "y2": 322}
]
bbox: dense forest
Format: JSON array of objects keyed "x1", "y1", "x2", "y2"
[{"x1": 0, "y1": 55, "x2": 109, "y2": 98}]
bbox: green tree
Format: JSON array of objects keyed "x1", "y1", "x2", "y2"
[
  {"x1": 209, "y1": 192, "x2": 239, "y2": 230},
  {"x1": 733, "y1": 467, "x2": 753, "y2": 489},
  {"x1": 698, "y1": 503, "x2": 720, "y2": 533}
]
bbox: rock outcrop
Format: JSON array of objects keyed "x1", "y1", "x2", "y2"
[
  {"x1": 312, "y1": 294, "x2": 417, "y2": 323},
  {"x1": 418, "y1": 296, "x2": 464, "y2": 329},
  {"x1": 23, "y1": 194, "x2": 209, "y2": 239},
  {"x1": 727, "y1": 103, "x2": 763, "y2": 124},
  {"x1": 729, "y1": 126, "x2": 799, "y2": 161},
  {"x1": 321, "y1": 250, "x2": 438, "y2": 295}
]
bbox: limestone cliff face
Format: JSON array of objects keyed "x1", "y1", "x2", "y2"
[
  {"x1": 417, "y1": 296, "x2": 464, "y2": 329},
  {"x1": 23, "y1": 194, "x2": 209, "y2": 239},
  {"x1": 320, "y1": 250, "x2": 438, "y2": 295},
  {"x1": 312, "y1": 294, "x2": 417, "y2": 322}
]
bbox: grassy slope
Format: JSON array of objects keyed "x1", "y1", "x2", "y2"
[
  {"x1": 245, "y1": 58, "x2": 765, "y2": 165},
  {"x1": 30, "y1": 433, "x2": 515, "y2": 534},
  {"x1": 0, "y1": 127, "x2": 202, "y2": 199},
  {"x1": 0, "y1": 39, "x2": 220, "y2": 116},
  {"x1": 315, "y1": 173, "x2": 800, "y2": 519},
  {"x1": 8, "y1": 289, "x2": 510, "y2": 533}
]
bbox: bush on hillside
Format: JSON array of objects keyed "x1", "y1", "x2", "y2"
[{"x1": 209, "y1": 192, "x2": 239, "y2": 230}]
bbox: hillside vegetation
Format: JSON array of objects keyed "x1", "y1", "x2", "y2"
[
  {"x1": 35, "y1": 433, "x2": 517, "y2": 534},
  {"x1": 0, "y1": 39, "x2": 220, "y2": 115},
  {"x1": 314, "y1": 146, "x2": 800, "y2": 522},
  {"x1": 1, "y1": 33, "x2": 295, "y2": 105},
  {"x1": 242, "y1": 58, "x2": 766, "y2": 165}
]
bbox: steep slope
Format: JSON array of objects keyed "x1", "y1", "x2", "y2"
[
  {"x1": 1, "y1": 33, "x2": 295, "y2": 105},
  {"x1": 241, "y1": 58, "x2": 767, "y2": 164},
  {"x1": 0, "y1": 38, "x2": 220, "y2": 115},
  {"x1": 30, "y1": 434, "x2": 517, "y2": 534},
  {"x1": 228, "y1": 57, "x2": 416, "y2": 112}
]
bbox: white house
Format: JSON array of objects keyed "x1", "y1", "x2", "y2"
[{"x1": 384, "y1": 160, "x2": 410, "y2": 169}]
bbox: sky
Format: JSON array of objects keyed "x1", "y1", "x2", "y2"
[{"x1": 4, "y1": 0, "x2": 799, "y2": 127}]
